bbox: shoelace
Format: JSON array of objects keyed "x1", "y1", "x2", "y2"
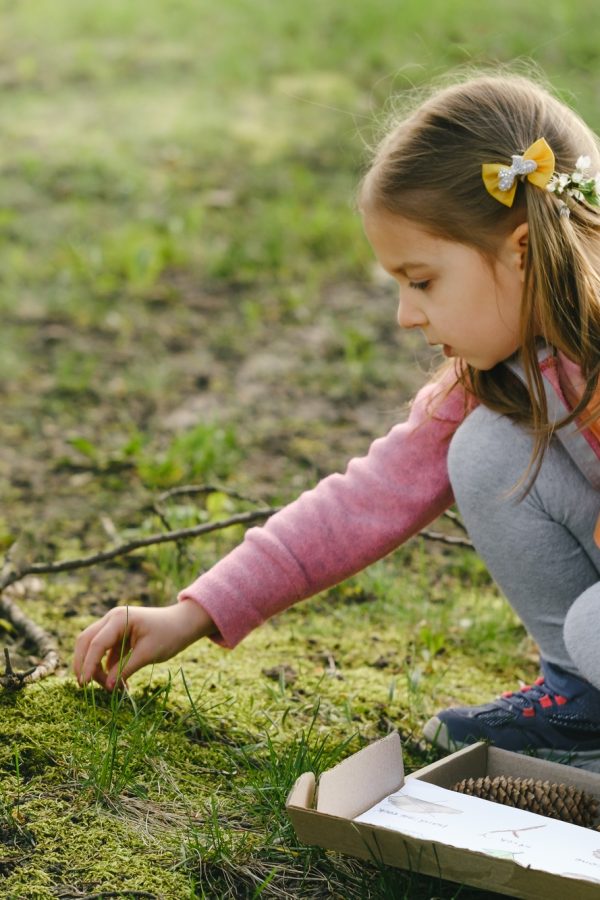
[{"x1": 500, "y1": 676, "x2": 568, "y2": 718}]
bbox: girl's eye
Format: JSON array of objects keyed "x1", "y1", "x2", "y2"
[{"x1": 409, "y1": 280, "x2": 430, "y2": 291}]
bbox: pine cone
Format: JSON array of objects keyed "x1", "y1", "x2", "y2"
[{"x1": 452, "y1": 775, "x2": 600, "y2": 829}]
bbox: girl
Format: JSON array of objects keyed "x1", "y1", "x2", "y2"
[{"x1": 74, "y1": 71, "x2": 600, "y2": 771}]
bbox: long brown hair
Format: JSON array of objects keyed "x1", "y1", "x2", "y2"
[{"x1": 360, "y1": 71, "x2": 600, "y2": 472}]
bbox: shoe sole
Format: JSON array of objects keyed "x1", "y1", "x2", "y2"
[{"x1": 423, "y1": 715, "x2": 600, "y2": 773}]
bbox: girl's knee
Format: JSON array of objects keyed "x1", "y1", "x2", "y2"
[{"x1": 564, "y1": 585, "x2": 600, "y2": 689}]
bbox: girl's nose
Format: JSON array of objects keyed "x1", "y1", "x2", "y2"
[{"x1": 396, "y1": 294, "x2": 428, "y2": 329}]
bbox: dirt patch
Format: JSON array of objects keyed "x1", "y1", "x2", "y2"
[{"x1": 2, "y1": 276, "x2": 435, "y2": 554}]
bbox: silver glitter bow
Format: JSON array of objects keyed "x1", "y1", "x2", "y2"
[{"x1": 498, "y1": 155, "x2": 539, "y2": 192}]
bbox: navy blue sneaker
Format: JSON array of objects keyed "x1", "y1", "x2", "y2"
[{"x1": 423, "y1": 660, "x2": 600, "y2": 771}]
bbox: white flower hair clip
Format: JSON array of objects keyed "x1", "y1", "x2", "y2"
[{"x1": 547, "y1": 156, "x2": 600, "y2": 217}]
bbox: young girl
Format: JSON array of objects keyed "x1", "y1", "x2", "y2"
[{"x1": 73, "y1": 72, "x2": 600, "y2": 771}]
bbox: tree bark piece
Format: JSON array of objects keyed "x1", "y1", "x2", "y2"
[{"x1": 0, "y1": 592, "x2": 59, "y2": 689}]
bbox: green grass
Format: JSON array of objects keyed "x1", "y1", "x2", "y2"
[{"x1": 2, "y1": 0, "x2": 600, "y2": 896}]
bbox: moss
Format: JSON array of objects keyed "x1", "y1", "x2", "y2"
[{"x1": 1, "y1": 798, "x2": 193, "y2": 898}]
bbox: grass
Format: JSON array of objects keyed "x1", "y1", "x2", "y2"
[
  {"x1": 2, "y1": 0, "x2": 600, "y2": 896},
  {"x1": 77, "y1": 679, "x2": 173, "y2": 802}
]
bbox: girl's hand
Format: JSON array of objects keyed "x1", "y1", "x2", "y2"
[{"x1": 72, "y1": 600, "x2": 216, "y2": 690}]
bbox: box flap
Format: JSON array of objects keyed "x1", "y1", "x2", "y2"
[
  {"x1": 316, "y1": 731, "x2": 403, "y2": 819},
  {"x1": 286, "y1": 771, "x2": 316, "y2": 810}
]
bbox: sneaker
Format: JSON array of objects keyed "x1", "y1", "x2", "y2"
[{"x1": 423, "y1": 659, "x2": 600, "y2": 771}]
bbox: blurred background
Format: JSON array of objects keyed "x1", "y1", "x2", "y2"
[{"x1": 3, "y1": 0, "x2": 600, "y2": 553}]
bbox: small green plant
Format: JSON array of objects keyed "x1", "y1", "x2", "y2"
[
  {"x1": 180, "y1": 668, "x2": 234, "y2": 745},
  {"x1": 342, "y1": 325, "x2": 375, "y2": 368},
  {"x1": 76, "y1": 673, "x2": 172, "y2": 803},
  {"x1": 232, "y1": 705, "x2": 358, "y2": 841},
  {"x1": 417, "y1": 623, "x2": 448, "y2": 661},
  {"x1": 53, "y1": 348, "x2": 100, "y2": 395},
  {"x1": 137, "y1": 423, "x2": 241, "y2": 488}
]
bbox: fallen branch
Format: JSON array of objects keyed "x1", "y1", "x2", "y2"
[
  {"x1": 0, "y1": 507, "x2": 280, "y2": 592},
  {"x1": 442, "y1": 508, "x2": 469, "y2": 534}
]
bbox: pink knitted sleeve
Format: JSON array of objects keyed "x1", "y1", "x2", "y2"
[{"x1": 178, "y1": 375, "x2": 470, "y2": 647}]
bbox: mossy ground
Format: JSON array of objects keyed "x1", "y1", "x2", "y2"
[
  {"x1": 2, "y1": 1, "x2": 600, "y2": 897},
  {"x1": 1, "y1": 549, "x2": 531, "y2": 899}
]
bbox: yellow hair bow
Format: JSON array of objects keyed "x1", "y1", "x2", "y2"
[{"x1": 482, "y1": 138, "x2": 555, "y2": 207}]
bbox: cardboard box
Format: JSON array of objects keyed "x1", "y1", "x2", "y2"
[{"x1": 286, "y1": 732, "x2": 600, "y2": 899}]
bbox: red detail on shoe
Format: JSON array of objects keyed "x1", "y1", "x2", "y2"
[
  {"x1": 501, "y1": 691, "x2": 513, "y2": 698},
  {"x1": 522, "y1": 707, "x2": 536, "y2": 717},
  {"x1": 534, "y1": 676, "x2": 545, "y2": 686},
  {"x1": 539, "y1": 695, "x2": 553, "y2": 708},
  {"x1": 521, "y1": 684, "x2": 532, "y2": 692},
  {"x1": 555, "y1": 695, "x2": 568, "y2": 705}
]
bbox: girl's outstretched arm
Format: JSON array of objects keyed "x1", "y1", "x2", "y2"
[
  {"x1": 72, "y1": 599, "x2": 216, "y2": 690},
  {"x1": 180, "y1": 372, "x2": 469, "y2": 648}
]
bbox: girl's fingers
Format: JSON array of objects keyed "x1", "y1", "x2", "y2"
[
  {"x1": 88, "y1": 660, "x2": 110, "y2": 689},
  {"x1": 105, "y1": 646, "x2": 144, "y2": 689},
  {"x1": 77, "y1": 612, "x2": 132, "y2": 686},
  {"x1": 73, "y1": 617, "x2": 108, "y2": 681},
  {"x1": 103, "y1": 642, "x2": 134, "y2": 690},
  {"x1": 105, "y1": 643, "x2": 129, "y2": 675}
]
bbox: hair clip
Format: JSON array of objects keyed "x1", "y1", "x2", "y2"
[{"x1": 482, "y1": 138, "x2": 555, "y2": 207}]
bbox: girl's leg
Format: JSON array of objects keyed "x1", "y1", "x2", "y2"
[
  {"x1": 423, "y1": 404, "x2": 600, "y2": 769},
  {"x1": 447, "y1": 404, "x2": 600, "y2": 683}
]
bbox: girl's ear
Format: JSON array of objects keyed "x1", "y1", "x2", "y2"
[{"x1": 507, "y1": 222, "x2": 529, "y2": 282}]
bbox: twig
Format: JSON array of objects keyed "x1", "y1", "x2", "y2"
[
  {"x1": 1, "y1": 647, "x2": 36, "y2": 690},
  {"x1": 0, "y1": 479, "x2": 471, "y2": 691},
  {"x1": 151, "y1": 484, "x2": 264, "y2": 549},
  {"x1": 419, "y1": 530, "x2": 473, "y2": 549},
  {"x1": 151, "y1": 483, "x2": 257, "y2": 560},
  {"x1": 442, "y1": 509, "x2": 469, "y2": 534},
  {"x1": 324, "y1": 652, "x2": 342, "y2": 679},
  {"x1": 150, "y1": 502, "x2": 174, "y2": 534},
  {"x1": 0, "y1": 507, "x2": 280, "y2": 592}
]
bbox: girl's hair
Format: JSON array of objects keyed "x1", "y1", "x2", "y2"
[{"x1": 360, "y1": 71, "x2": 600, "y2": 475}]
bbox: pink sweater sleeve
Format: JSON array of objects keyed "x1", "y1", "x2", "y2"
[{"x1": 178, "y1": 375, "x2": 470, "y2": 647}]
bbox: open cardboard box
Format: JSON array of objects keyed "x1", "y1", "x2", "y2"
[{"x1": 286, "y1": 732, "x2": 600, "y2": 899}]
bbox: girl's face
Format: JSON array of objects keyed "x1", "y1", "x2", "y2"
[{"x1": 363, "y1": 209, "x2": 527, "y2": 371}]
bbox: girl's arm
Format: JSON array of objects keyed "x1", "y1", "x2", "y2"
[{"x1": 181, "y1": 373, "x2": 469, "y2": 647}]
